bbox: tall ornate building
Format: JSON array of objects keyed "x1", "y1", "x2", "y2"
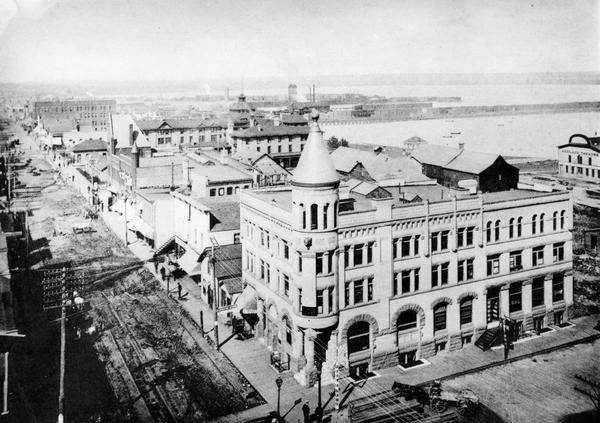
[{"x1": 239, "y1": 111, "x2": 573, "y2": 386}]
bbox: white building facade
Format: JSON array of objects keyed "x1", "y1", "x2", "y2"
[
  {"x1": 558, "y1": 134, "x2": 600, "y2": 182},
  {"x1": 240, "y1": 112, "x2": 574, "y2": 386}
]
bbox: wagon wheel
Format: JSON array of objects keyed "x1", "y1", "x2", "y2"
[{"x1": 430, "y1": 398, "x2": 447, "y2": 413}]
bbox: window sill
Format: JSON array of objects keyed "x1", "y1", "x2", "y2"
[{"x1": 341, "y1": 299, "x2": 380, "y2": 312}]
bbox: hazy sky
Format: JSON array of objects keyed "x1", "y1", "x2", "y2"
[{"x1": 0, "y1": 0, "x2": 598, "y2": 83}]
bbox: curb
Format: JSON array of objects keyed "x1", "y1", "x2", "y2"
[{"x1": 417, "y1": 332, "x2": 600, "y2": 387}]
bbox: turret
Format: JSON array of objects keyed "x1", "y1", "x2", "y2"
[{"x1": 291, "y1": 110, "x2": 340, "y2": 324}]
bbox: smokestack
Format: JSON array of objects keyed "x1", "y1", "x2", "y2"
[
  {"x1": 128, "y1": 124, "x2": 134, "y2": 146},
  {"x1": 312, "y1": 84, "x2": 315, "y2": 103},
  {"x1": 458, "y1": 142, "x2": 465, "y2": 150}
]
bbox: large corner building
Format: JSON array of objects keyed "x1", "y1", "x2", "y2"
[{"x1": 239, "y1": 111, "x2": 574, "y2": 386}]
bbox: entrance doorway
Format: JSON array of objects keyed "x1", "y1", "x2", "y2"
[
  {"x1": 487, "y1": 287, "x2": 500, "y2": 323},
  {"x1": 533, "y1": 316, "x2": 544, "y2": 333},
  {"x1": 398, "y1": 350, "x2": 420, "y2": 368}
]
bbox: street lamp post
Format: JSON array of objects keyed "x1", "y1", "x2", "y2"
[
  {"x1": 316, "y1": 360, "x2": 323, "y2": 422},
  {"x1": 275, "y1": 376, "x2": 283, "y2": 422}
]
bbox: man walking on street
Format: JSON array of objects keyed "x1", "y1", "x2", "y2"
[{"x1": 302, "y1": 401, "x2": 310, "y2": 423}]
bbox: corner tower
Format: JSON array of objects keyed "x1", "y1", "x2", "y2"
[{"x1": 291, "y1": 110, "x2": 340, "y2": 327}]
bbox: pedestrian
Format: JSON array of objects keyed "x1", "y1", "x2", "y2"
[
  {"x1": 160, "y1": 266, "x2": 165, "y2": 281},
  {"x1": 302, "y1": 401, "x2": 310, "y2": 423},
  {"x1": 177, "y1": 283, "x2": 182, "y2": 299}
]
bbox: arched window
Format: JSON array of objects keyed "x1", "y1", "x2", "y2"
[
  {"x1": 509, "y1": 218, "x2": 515, "y2": 239},
  {"x1": 460, "y1": 297, "x2": 473, "y2": 326},
  {"x1": 540, "y1": 213, "x2": 545, "y2": 233},
  {"x1": 323, "y1": 203, "x2": 329, "y2": 230},
  {"x1": 333, "y1": 201, "x2": 338, "y2": 227},
  {"x1": 517, "y1": 217, "x2": 523, "y2": 237},
  {"x1": 310, "y1": 204, "x2": 318, "y2": 230},
  {"x1": 560, "y1": 210, "x2": 565, "y2": 229},
  {"x1": 486, "y1": 221, "x2": 492, "y2": 243},
  {"x1": 284, "y1": 317, "x2": 292, "y2": 345},
  {"x1": 347, "y1": 321, "x2": 370, "y2": 355},
  {"x1": 300, "y1": 203, "x2": 306, "y2": 229},
  {"x1": 433, "y1": 303, "x2": 447, "y2": 333},
  {"x1": 494, "y1": 220, "x2": 500, "y2": 241},
  {"x1": 532, "y1": 214, "x2": 537, "y2": 235},
  {"x1": 397, "y1": 310, "x2": 418, "y2": 332},
  {"x1": 553, "y1": 211, "x2": 558, "y2": 231}
]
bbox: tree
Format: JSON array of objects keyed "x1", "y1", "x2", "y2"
[{"x1": 327, "y1": 137, "x2": 349, "y2": 150}]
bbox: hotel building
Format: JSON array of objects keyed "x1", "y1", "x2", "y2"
[{"x1": 239, "y1": 111, "x2": 573, "y2": 386}]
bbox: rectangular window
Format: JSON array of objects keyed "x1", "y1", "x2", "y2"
[
  {"x1": 393, "y1": 273, "x2": 399, "y2": 296},
  {"x1": 414, "y1": 268, "x2": 420, "y2": 291},
  {"x1": 298, "y1": 253, "x2": 303, "y2": 273},
  {"x1": 260, "y1": 260, "x2": 265, "y2": 280},
  {"x1": 532, "y1": 277, "x2": 545, "y2": 307},
  {"x1": 366, "y1": 242, "x2": 374, "y2": 264},
  {"x1": 552, "y1": 274, "x2": 564, "y2": 302},
  {"x1": 283, "y1": 274, "x2": 290, "y2": 297},
  {"x1": 431, "y1": 232, "x2": 438, "y2": 252},
  {"x1": 466, "y1": 227, "x2": 474, "y2": 246},
  {"x1": 327, "y1": 251, "x2": 333, "y2": 275},
  {"x1": 509, "y1": 250, "x2": 522, "y2": 272},
  {"x1": 345, "y1": 282, "x2": 350, "y2": 306},
  {"x1": 432, "y1": 265, "x2": 439, "y2": 287},
  {"x1": 509, "y1": 283, "x2": 522, "y2": 313},
  {"x1": 440, "y1": 231, "x2": 449, "y2": 250},
  {"x1": 487, "y1": 255, "x2": 500, "y2": 276},
  {"x1": 316, "y1": 252, "x2": 323, "y2": 275},
  {"x1": 401, "y1": 270, "x2": 411, "y2": 294},
  {"x1": 457, "y1": 228, "x2": 465, "y2": 248},
  {"x1": 344, "y1": 246, "x2": 350, "y2": 268},
  {"x1": 413, "y1": 236, "x2": 419, "y2": 255},
  {"x1": 367, "y1": 277, "x2": 373, "y2": 301},
  {"x1": 532, "y1": 246, "x2": 544, "y2": 267},
  {"x1": 441, "y1": 262, "x2": 449, "y2": 285},
  {"x1": 354, "y1": 280, "x2": 364, "y2": 304},
  {"x1": 553, "y1": 243, "x2": 565, "y2": 263},
  {"x1": 354, "y1": 244, "x2": 364, "y2": 266},
  {"x1": 457, "y1": 258, "x2": 474, "y2": 282},
  {"x1": 283, "y1": 241, "x2": 289, "y2": 259},
  {"x1": 392, "y1": 238, "x2": 399, "y2": 259},
  {"x1": 401, "y1": 237, "x2": 411, "y2": 257},
  {"x1": 316, "y1": 290, "x2": 324, "y2": 314}
]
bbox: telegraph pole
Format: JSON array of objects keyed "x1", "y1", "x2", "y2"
[
  {"x1": 58, "y1": 268, "x2": 66, "y2": 423},
  {"x1": 211, "y1": 245, "x2": 219, "y2": 350}
]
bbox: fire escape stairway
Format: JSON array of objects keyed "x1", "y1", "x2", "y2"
[{"x1": 475, "y1": 326, "x2": 501, "y2": 351}]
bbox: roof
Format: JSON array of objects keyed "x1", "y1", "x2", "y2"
[
  {"x1": 111, "y1": 114, "x2": 151, "y2": 149},
  {"x1": 411, "y1": 144, "x2": 513, "y2": 175},
  {"x1": 280, "y1": 114, "x2": 308, "y2": 125},
  {"x1": 188, "y1": 154, "x2": 253, "y2": 183},
  {"x1": 71, "y1": 139, "x2": 108, "y2": 153},
  {"x1": 252, "y1": 154, "x2": 292, "y2": 176},
  {"x1": 229, "y1": 94, "x2": 253, "y2": 113},
  {"x1": 291, "y1": 111, "x2": 339, "y2": 187},
  {"x1": 444, "y1": 150, "x2": 506, "y2": 174},
  {"x1": 411, "y1": 144, "x2": 462, "y2": 167},
  {"x1": 558, "y1": 135, "x2": 600, "y2": 150},
  {"x1": 195, "y1": 197, "x2": 241, "y2": 231},
  {"x1": 136, "y1": 118, "x2": 225, "y2": 131},
  {"x1": 231, "y1": 124, "x2": 309, "y2": 139},
  {"x1": 330, "y1": 146, "x2": 377, "y2": 173},
  {"x1": 350, "y1": 181, "x2": 389, "y2": 196},
  {"x1": 403, "y1": 136, "x2": 428, "y2": 146},
  {"x1": 213, "y1": 244, "x2": 243, "y2": 287}
]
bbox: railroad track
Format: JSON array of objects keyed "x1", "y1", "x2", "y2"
[
  {"x1": 131, "y1": 293, "x2": 251, "y2": 415},
  {"x1": 100, "y1": 292, "x2": 180, "y2": 423}
]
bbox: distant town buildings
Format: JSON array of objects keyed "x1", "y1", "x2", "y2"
[
  {"x1": 239, "y1": 111, "x2": 573, "y2": 385},
  {"x1": 288, "y1": 84, "x2": 298, "y2": 103},
  {"x1": 558, "y1": 134, "x2": 600, "y2": 182},
  {"x1": 33, "y1": 99, "x2": 116, "y2": 132},
  {"x1": 136, "y1": 118, "x2": 226, "y2": 150}
]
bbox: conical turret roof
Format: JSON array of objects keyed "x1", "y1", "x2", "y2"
[{"x1": 291, "y1": 110, "x2": 339, "y2": 188}]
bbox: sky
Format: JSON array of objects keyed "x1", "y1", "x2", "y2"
[{"x1": 0, "y1": 0, "x2": 598, "y2": 83}]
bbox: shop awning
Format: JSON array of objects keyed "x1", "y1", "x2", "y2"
[
  {"x1": 130, "y1": 216, "x2": 155, "y2": 239},
  {"x1": 109, "y1": 199, "x2": 124, "y2": 214},
  {"x1": 178, "y1": 249, "x2": 202, "y2": 276},
  {"x1": 235, "y1": 285, "x2": 257, "y2": 315}
]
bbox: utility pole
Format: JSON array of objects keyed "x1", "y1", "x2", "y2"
[
  {"x1": 124, "y1": 197, "x2": 128, "y2": 245},
  {"x1": 211, "y1": 244, "x2": 219, "y2": 350},
  {"x1": 334, "y1": 331, "x2": 340, "y2": 413},
  {"x1": 2, "y1": 352, "x2": 8, "y2": 417},
  {"x1": 58, "y1": 267, "x2": 66, "y2": 423}
]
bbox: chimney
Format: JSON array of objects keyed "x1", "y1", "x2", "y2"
[
  {"x1": 128, "y1": 124, "x2": 134, "y2": 146},
  {"x1": 183, "y1": 158, "x2": 191, "y2": 188},
  {"x1": 458, "y1": 142, "x2": 465, "y2": 150}
]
